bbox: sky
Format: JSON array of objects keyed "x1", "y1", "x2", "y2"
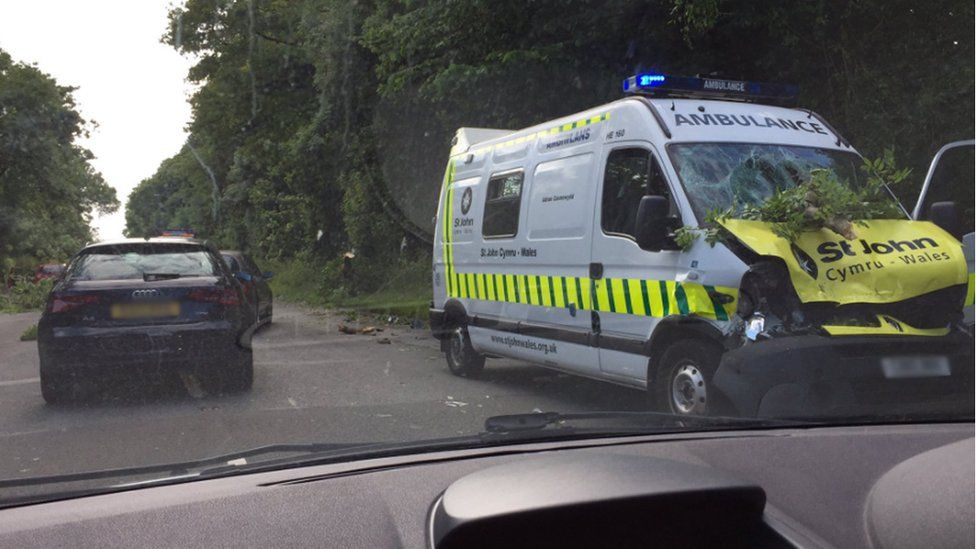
[{"x1": 0, "y1": 0, "x2": 194, "y2": 240}]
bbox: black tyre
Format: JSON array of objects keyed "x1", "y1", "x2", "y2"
[
  {"x1": 203, "y1": 347, "x2": 254, "y2": 395},
  {"x1": 225, "y1": 347, "x2": 254, "y2": 393},
  {"x1": 40, "y1": 371, "x2": 72, "y2": 405},
  {"x1": 446, "y1": 326, "x2": 485, "y2": 378},
  {"x1": 652, "y1": 339, "x2": 722, "y2": 416}
]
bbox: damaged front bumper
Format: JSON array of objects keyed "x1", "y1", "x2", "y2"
[{"x1": 712, "y1": 331, "x2": 974, "y2": 418}]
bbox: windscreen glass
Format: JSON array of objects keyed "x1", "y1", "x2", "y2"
[
  {"x1": 668, "y1": 143, "x2": 866, "y2": 221},
  {"x1": 0, "y1": 0, "x2": 971, "y2": 507},
  {"x1": 68, "y1": 246, "x2": 219, "y2": 280}
]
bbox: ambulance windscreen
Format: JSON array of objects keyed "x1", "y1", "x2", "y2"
[{"x1": 667, "y1": 143, "x2": 864, "y2": 221}]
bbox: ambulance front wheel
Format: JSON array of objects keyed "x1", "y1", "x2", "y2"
[
  {"x1": 653, "y1": 339, "x2": 721, "y2": 416},
  {"x1": 446, "y1": 326, "x2": 485, "y2": 378}
]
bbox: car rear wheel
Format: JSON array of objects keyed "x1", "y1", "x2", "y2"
[
  {"x1": 446, "y1": 326, "x2": 485, "y2": 378},
  {"x1": 203, "y1": 347, "x2": 254, "y2": 395},
  {"x1": 653, "y1": 340, "x2": 722, "y2": 416}
]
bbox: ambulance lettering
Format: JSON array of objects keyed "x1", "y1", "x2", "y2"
[
  {"x1": 817, "y1": 238, "x2": 942, "y2": 262},
  {"x1": 673, "y1": 113, "x2": 828, "y2": 135},
  {"x1": 480, "y1": 247, "x2": 518, "y2": 259},
  {"x1": 545, "y1": 128, "x2": 591, "y2": 150},
  {"x1": 817, "y1": 237, "x2": 951, "y2": 282},
  {"x1": 702, "y1": 78, "x2": 746, "y2": 92}
]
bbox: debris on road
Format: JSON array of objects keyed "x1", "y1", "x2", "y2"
[
  {"x1": 377, "y1": 337, "x2": 391, "y2": 344},
  {"x1": 338, "y1": 323, "x2": 384, "y2": 335}
]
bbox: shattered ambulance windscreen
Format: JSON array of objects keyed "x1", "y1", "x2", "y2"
[{"x1": 668, "y1": 143, "x2": 865, "y2": 221}]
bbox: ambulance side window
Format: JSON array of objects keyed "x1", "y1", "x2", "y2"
[
  {"x1": 482, "y1": 170, "x2": 524, "y2": 238},
  {"x1": 601, "y1": 148, "x2": 672, "y2": 239}
]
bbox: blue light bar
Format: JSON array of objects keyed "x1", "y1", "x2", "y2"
[
  {"x1": 622, "y1": 73, "x2": 798, "y2": 105},
  {"x1": 160, "y1": 228, "x2": 195, "y2": 238}
]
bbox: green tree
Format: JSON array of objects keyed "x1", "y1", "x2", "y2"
[
  {"x1": 0, "y1": 49, "x2": 118, "y2": 271},
  {"x1": 128, "y1": 0, "x2": 973, "y2": 296},
  {"x1": 666, "y1": 0, "x2": 974, "y2": 198}
]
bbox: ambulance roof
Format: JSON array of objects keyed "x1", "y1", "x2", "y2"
[
  {"x1": 649, "y1": 98, "x2": 852, "y2": 151},
  {"x1": 452, "y1": 97, "x2": 854, "y2": 158}
]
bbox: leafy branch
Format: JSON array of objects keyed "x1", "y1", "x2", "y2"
[{"x1": 675, "y1": 150, "x2": 909, "y2": 251}]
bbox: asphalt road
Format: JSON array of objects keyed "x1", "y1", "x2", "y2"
[{"x1": 0, "y1": 303, "x2": 646, "y2": 481}]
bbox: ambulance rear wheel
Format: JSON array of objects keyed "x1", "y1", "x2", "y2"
[
  {"x1": 446, "y1": 326, "x2": 485, "y2": 378},
  {"x1": 654, "y1": 340, "x2": 721, "y2": 416}
]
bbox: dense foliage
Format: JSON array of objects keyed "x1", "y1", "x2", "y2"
[
  {"x1": 0, "y1": 50, "x2": 119, "y2": 274},
  {"x1": 125, "y1": 0, "x2": 973, "y2": 294},
  {"x1": 0, "y1": 277, "x2": 53, "y2": 314}
]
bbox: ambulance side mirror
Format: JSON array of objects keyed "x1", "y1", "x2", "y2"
[
  {"x1": 927, "y1": 201, "x2": 962, "y2": 238},
  {"x1": 635, "y1": 195, "x2": 680, "y2": 252}
]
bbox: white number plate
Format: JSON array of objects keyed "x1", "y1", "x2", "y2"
[{"x1": 881, "y1": 355, "x2": 951, "y2": 379}]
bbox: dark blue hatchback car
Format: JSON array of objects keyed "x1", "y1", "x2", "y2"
[{"x1": 37, "y1": 238, "x2": 256, "y2": 403}]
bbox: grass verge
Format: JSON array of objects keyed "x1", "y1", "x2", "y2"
[
  {"x1": 1, "y1": 278, "x2": 52, "y2": 313},
  {"x1": 264, "y1": 256, "x2": 431, "y2": 322},
  {"x1": 20, "y1": 324, "x2": 38, "y2": 341}
]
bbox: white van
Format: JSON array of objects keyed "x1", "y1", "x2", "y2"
[{"x1": 429, "y1": 74, "x2": 973, "y2": 418}]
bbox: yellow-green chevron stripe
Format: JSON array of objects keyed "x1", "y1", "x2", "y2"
[{"x1": 447, "y1": 271, "x2": 737, "y2": 320}]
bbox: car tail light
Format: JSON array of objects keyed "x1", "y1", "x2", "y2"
[
  {"x1": 48, "y1": 293, "x2": 100, "y2": 313},
  {"x1": 187, "y1": 287, "x2": 241, "y2": 306}
]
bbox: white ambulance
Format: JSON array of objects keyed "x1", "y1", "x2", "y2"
[{"x1": 429, "y1": 74, "x2": 973, "y2": 418}]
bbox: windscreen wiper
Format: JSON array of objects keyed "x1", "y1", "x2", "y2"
[
  {"x1": 484, "y1": 411, "x2": 809, "y2": 434},
  {"x1": 0, "y1": 442, "x2": 349, "y2": 491}
]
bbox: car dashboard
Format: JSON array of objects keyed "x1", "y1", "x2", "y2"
[{"x1": 0, "y1": 423, "x2": 971, "y2": 548}]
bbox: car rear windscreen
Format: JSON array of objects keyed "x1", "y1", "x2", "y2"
[{"x1": 67, "y1": 244, "x2": 221, "y2": 281}]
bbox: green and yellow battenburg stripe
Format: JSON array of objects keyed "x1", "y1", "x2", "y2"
[
  {"x1": 439, "y1": 160, "x2": 456, "y2": 297},
  {"x1": 445, "y1": 271, "x2": 738, "y2": 322},
  {"x1": 459, "y1": 112, "x2": 611, "y2": 156}
]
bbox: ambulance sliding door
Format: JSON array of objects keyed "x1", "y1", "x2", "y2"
[
  {"x1": 590, "y1": 144, "x2": 682, "y2": 382},
  {"x1": 469, "y1": 150, "x2": 600, "y2": 376}
]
